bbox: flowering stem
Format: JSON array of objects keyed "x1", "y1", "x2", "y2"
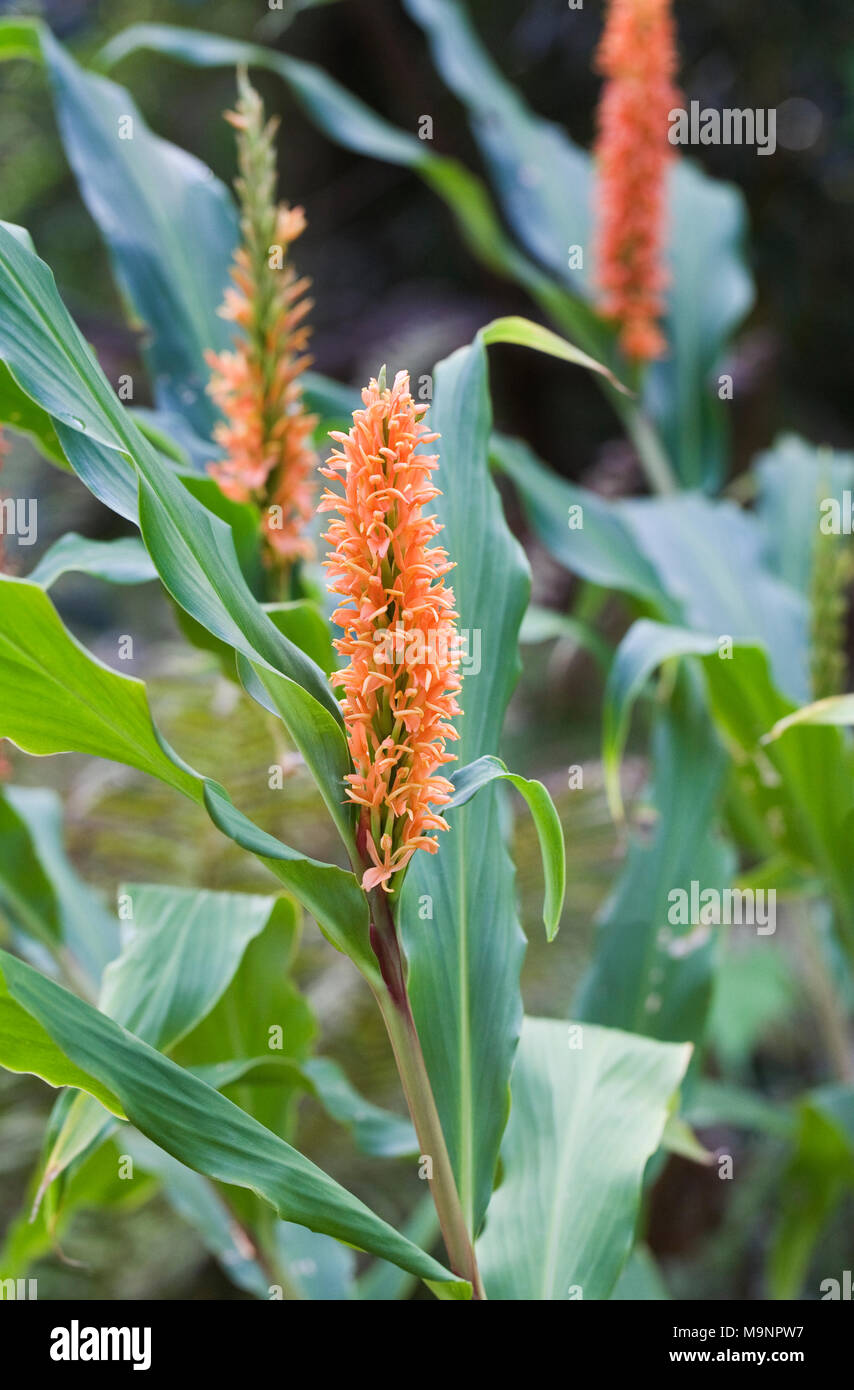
[
  {"x1": 368, "y1": 888, "x2": 486, "y2": 1299},
  {"x1": 612, "y1": 390, "x2": 678, "y2": 495}
]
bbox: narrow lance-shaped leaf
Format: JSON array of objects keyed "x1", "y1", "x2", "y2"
[
  {"x1": 577, "y1": 668, "x2": 735, "y2": 1051},
  {"x1": 476, "y1": 1018, "x2": 691, "y2": 1300},
  {"x1": 0, "y1": 220, "x2": 363, "y2": 857},
  {"x1": 0, "y1": 576, "x2": 373, "y2": 973},
  {"x1": 0, "y1": 949, "x2": 470, "y2": 1299}
]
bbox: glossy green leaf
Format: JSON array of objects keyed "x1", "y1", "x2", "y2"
[
  {"x1": 0, "y1": 948, "x2": 469, "y2": 1298},
  {"x1": 477, "y1": 1018, "x2": 691, "y2": 1299},
  {"x1": 0, "y1": 576, "x2": 201, "y2": 798},
  {"x1": 124, "y1": 1130, "x2": 271, "y2": 1298},
  {"x1": 0, "y1": 359, "x2": 67, "y2": 467},
  {"x1": 602, "y1": 620, "x2": 720, "y2": 822},
  {"x1": 0, "y1": 19, "x2": 238, "y2": 436},
  {"x1": 495, "y1": 433, "x2": 809, "y2": 702},
  {"x1": 480, "y1": 316, "x2": 628, "y2": 394},
  {"x1": 202, "y1": 783, "x2": 374, "y2": 983},
  {"x1": 0, "y1": 576, "x2": 370, "y2": 969},
  {"x1": 97, "y1": 23, "x2": 556, "y2": 295},
  {"x1": 448, "y1": 756, "x2": 565, "y2": 940},
  {"x1": 3, "y1": 786, "x2": 118, "y2": 982},
  {"x1": 27, "y1": 533, "x2": 156, "y2": 589},
  {"x1": 0, "y1": 961, "x2": 122, "y2": 1116},
  {"x1": 0, "y1": 788, "x2": 62, "y2": 946},
  {"x1": 764, "y1": 693, "x2": 854, "y2": 741},
  {"x1": 39, "y1": 891, "x2": 302, "y2": 1198},
  {"x1": 769, "y1": 1086, "x2": 854, "y2": 1299},
  {"x1": 578, "y1": 669, "x2": 734, "y2": 1050},
  {"x1": 603, "y1": 619, "x2": 854, "y2": 954},
  {"x1": 301, "y1": 1057, "x2": 416, "y2": 1159}
]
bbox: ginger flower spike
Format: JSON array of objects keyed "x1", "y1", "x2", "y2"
[
  {"x1": 593, "y1": 0, "x2": 682, "y2": 362},
  {"x1": 320, "y1": 370, "x2": 463, "y2": 893},
  {"x1": 206, "y1": 71, "x2": 317, "y2": 570}
]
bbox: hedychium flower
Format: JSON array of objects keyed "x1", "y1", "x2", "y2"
[
  {"x1": 320, "y1": 370, "x2": 484, "y2": 1296},
  {"x1": 593, "y1": 0, "x2": 681, "y2": 363},
  {"x1": 320, "y1": 367, "x2": 463, "y2": 895},
  {"x1": 206, "y1": 69, "x2": 317, "y2": 579}
]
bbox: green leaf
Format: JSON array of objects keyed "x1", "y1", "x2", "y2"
[
  {"x1": 402, "y1": 0, "x2": 594, "y2": 297},
  {"x1": 265, "y1": 601, "x2": 336, "y2": 678},
  {"x1": 447, "y1": 756, "x2": 565, "y2": 940},
  {"x1": 400, "y1": 338, "x2": 530, "y2": 1238},
  {"x1": 764, "y1": 693, "x2": 854, "y2": 741},
  {"x1": 708, "y1": 943, "x2": 798, "y2": 1077},
  {"x1": 0, "y1": 359, "x2": 67, "y2": 467},
  {"x1": 0, "y1": 962, "x2": 123, "y2": 1116},
  {"x1": 0, "y1": 19, "x2": 238, "y2": 436},
  {"x1": 3, "y1": 786, "x2": 118, "y2": 982},
  {"x1": 0, "y1": 576, "x2": 201, "y2": 798},
  {"x1": 0, "y1": 577, "x2": 370, "y2": 969},
  {"x1": 578, "y1": 669, "x2": 735, "y2": 1051},
  {"x1": 480, "y1": 316, "x2": 628, "y2": 395},
  {"x1": 492, "y1": 433, "x2": 667, "y2": 607},
  {"x1": 124, "y1": 1130, "x2": 271, "y2": 1298},
  {"x1": 27, "y1": 533, "x2": 156, "y2": 589},
  {"x1": 0, "y1": 787, "x2": 62, "y2": 946},
  {"x1": 753, "y1": 434, "x2": 854, "y2": 597},
  {"x1": 0, "y1": 948, "x2": 470, "y2": 1299},
  {"x1": 103, "y1": 887, "x2": 294, "y2": 1049},
  {"x1": 0, "y1": 220, "x2": 340, "y2": 724},
  {"x1": 96, "y1": 24, "x2": 554, "y2": 294},
  {"x1": 403, "y1": 0, "x2": 754, "y2": 489},
  {"x1": 301, "y1": 1057, "x2": 416, "y2": 1158},
  {"x1": 769, "y1": 1086, "x2": 854, "y2": 1299},
  {"x1": 202, "y1": 783, "x2": 375, "y2": 984},
  {"x1": 495, "y1": 432, "x2": 810, "y2": 702},
  {"x1": 354, "y1": 1198, "x2": 440, "y2": 1301},
  {"x1": 274, "y1": 1221, "x2": 356, "y2": 1301},
  {"x1": 172, "y1": 897, "x2": 314, "y2": 1147},
  {"x1": 476, "y1": 1018, "x2": 691, "y2": 1300},
  {"x1": 602, "y1": 619, "x2": 720, "y2": 822},
  {"x1": 39, "y1": 891, "x2": 302, "y2": 1198},
  {"x1": 0, "y1": 220, "x2": 356, "y2": 849},
  {"x1": 602, "y1": 618, "x2": 854, "y2": 955}
]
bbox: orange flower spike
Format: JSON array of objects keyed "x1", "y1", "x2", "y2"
[
  {"x1": 320, "y1": 370, "x2": 463, "y2": 893},
  {"x1": 205, "y1": 71, "x2": 317, "y2": 566},
  {"x1": 593, "y1": 0, "x2": 682, "y2": 362}
]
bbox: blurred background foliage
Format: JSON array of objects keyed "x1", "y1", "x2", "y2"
[{"x1": 1, "y1": 0, "x2": 852, "y2": 1299}]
